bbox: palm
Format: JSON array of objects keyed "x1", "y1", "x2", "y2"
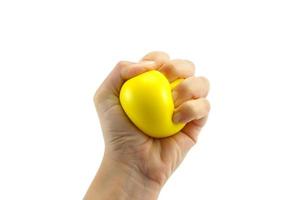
[{"x1": 98, "y1": 95, "x2": 199, "y2": 185}]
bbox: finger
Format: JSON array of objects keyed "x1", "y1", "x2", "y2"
[
  {"x1": 141, "y1": 51, "x2": 170, "y2": 65},
  {"x1": 181, "y1": 116, "x2": 209, "y2": 143},
  {"x1": 172, "y1": 76, "x2": 210, "y2": 107},
  {"x1": 171, "y1": 116, "x2": 209, "y2": 155},
  {"x1": 159, "y1": 59, "x2": 195, "y2": 82},
  {"x1": 120, "y1": 60, "x2": 157, "y2": 80},
  {"x1": 173, "y1": 98, "x2": 210, "y2": 124},
  {"x1": 94, "y1": 60, "x2": 157, "y2": 99}
]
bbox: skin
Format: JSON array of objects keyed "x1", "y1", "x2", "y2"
[{"x1": 84, "y1": 51, "x2": 210, "y2": 200}]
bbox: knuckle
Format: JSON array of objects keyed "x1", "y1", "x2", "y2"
[
  {"x1": 93, "y1": 87, "x2": 103, "y2": 103},
  {"x1": 199, "y1": 76, "x2": 210, "y2": 89},
  {"x1": 181, "y1": 59, "x2": 196, "y2": 74},
  {"x1": 93, "y1": 91, "x2": 100, "y2": 103},
  {"x1": 162, "y1": 62, "x2": 174, "y2": 73},
  {"x1": 116, "y1": 60, "x2": 130, "y2": 69},
  {"x1": 173, "y1": 59, "x2": 195, "y2": 76},
  {"x1": 183, "y1": 82, "x2": 194, "y2": 95},
  {"x1": 176, "y1": 79, "x2": 186, "y2": 90},
  {"x1": 190, "y1": 136, "x2": 198, "y2": 145},
  {"x1": 170, "y1": 59, "x2": 181, "y2": 67},
  {"x1": 184, "y1": 101, "x2": 197, "y2": 116},
  {"x1": 185, "y1": 59, "x2": 195, "y2": 70},
  {"x1": 148, "y1": 51, "x2": 169, "y2": 57},
  {"x1": 172, "y1": 64, "x2": 180, "y2": 74},
  {"x1": 93, "y1": 84, "x2": 106, "y2": 103},
  {"x1": 202, "y1": 99, "x2": 211, "y2": 113},
  {"x1": 194, "y1": 77, "x2": 209, "y2": 97},
  {"x1": 179, "y1": 77, "x2": 197, "y2": 96},
  {"x1": 143, "y1": 51, "x2": 170, "y2": 62}
]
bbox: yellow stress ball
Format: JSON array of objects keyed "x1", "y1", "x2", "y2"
[{"x1": 120, "y1": 70, "x2": 185, "y2": 138}]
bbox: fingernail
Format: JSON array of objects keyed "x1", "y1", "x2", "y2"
[
  {"x1": 131, "y1": 61, "x2": 156, "y2": 70},
  {"x1": 173, "y1": 113, "x2": 181, "y2": 123},
  {"x1": 140, "y1": 60, "x2": 155, "y2": 65},
  {"x1": 139, "y1": 60, "x2": 156, "y2": 66}
]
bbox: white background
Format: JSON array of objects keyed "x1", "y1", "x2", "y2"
[{"x1": 0, "y1": 0, "x2": 300, "y2": 199}]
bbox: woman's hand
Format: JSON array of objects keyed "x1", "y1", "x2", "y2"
[{"x1": 85, "y1": 51, "x2": 210, "y2": 200}]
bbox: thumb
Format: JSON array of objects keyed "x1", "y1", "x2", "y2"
[{"x1": 94, "y1": 60, "x2": 157, "y2": 105}]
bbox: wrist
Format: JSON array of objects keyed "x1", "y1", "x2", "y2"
[{"x1": 84, "y1": 154, "x2": 161, "y2": 200}]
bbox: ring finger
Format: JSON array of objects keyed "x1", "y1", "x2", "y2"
[{"x1": 172, "y1": 76, "x2": 210, "y2": 107}]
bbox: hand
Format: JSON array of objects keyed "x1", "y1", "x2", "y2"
[{"x1": 85, "y1": 51, "x2": 210, "y2": 200}]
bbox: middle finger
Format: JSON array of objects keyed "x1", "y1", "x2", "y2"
[{"x1": 158, "y1": 59, "x2": 195, "y2": 82}]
